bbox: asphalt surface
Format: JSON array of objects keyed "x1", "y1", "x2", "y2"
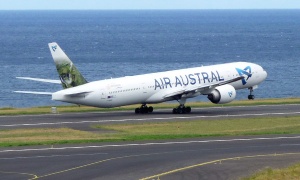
[
  {"x1": 0, "y1": 135, "x2": 300, "y2": 180},
  {"x1": 0, "y1": 104, "x2": 300, "y2": 131},
  {"x1": 0, "y1": 104, "x2": 300, "y2": 180}
]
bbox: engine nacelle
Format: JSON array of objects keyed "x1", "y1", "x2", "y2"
[{"x1": 207, "y1": 84, "x2": 236, "y2": 104}]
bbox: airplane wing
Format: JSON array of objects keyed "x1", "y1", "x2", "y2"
[
  {"x1": 163, "y1": 76, "x2": 245, "y2": 99},
  {"x1": 16, "y1": 77, "x2": 61, "y2": 84},
  {"x1": 64, "y1": 91, "x2": 92, "y2": 97}
]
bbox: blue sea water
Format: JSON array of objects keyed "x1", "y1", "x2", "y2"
[{"x1": 0, "y1": 10, "x2": 299, "y2": 108}]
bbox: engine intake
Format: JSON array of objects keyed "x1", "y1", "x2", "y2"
[{"x1": 207, "y1": 84, "x2": 236, "y2": 104}]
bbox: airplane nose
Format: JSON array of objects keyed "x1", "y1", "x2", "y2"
[
  {"x1": 256, "y1": 64, "x2": 267, "y2": 82},
  {"x1": 260, "y1": 67, "x2": 267, "y2": 82},
  {"x1": 262, "y1": 69, "x2": 267, "y2": 80}
]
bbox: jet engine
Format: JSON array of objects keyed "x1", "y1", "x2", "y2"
[{"x1": 207, "y1": 84, "x2": 236, "y2": 104}]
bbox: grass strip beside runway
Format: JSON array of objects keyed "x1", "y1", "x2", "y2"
[
  {"x1": 0, "y1": 128, "x2": 118, "y2": 147},
  {"x1": 0, "y1": 116, "x2": 300, "y2": 147},
  {"x1": 242, "y1": 163, "x2": 300, "y2": 180},
  {"x1": 1, "y1": 98, "x2": 300, "y2": 115},
  {"x1": 96, "y1": 115, "x2": 300, "y2": 141}
]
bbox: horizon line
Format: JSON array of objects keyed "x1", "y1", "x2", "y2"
[{"x1": 0, "y1": 8, "x2": 299, "y2": 11}]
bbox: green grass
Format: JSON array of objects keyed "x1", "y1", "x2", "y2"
[
  {"x1": 0, "y1": 128, "x2": 119, "y2": 147},
  {"x1": 1, "y1": 98, "x2": 299, "y2": 147},
  {"x1": 242, "y1": 163, "x2": 300, "y2": 180},
  {"x1": 1, "y1": 115, "x2": 300, "y2": 147},
  {"x1": 1, "y1": 98, "x2": 300, "y2": 116},
  {"x1": 95, "y1": 116, "x2": 300, "y2": 141}
]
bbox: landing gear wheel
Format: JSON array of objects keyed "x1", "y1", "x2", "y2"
[
  {"x1": 140, "y1": 106, "x2": 147, "y2": 113},
  {"x1": 172, "y1": 108, "x2": 177, "y2": 114},
  {"x1": 248, "y1": 95, "x2": 255, "y2": 100},
  {"x1": 148, "y1": 106, "x2": 153, "y2": 113},
  {"x1": 186, "y1": 106, "x2": 191, "y2": 113},
  {"x1": 248, "y1": 87, "x2": 255, "y2": 100},
  {"x1": 135, "y1": 104, "x2": 153, "y2": 114},
  {"x1": 178, "y1": 107, "x2": 183, "y2": 114},
  {"x1": 172, "y1": 105, "x2": 191, "y2": 114}
]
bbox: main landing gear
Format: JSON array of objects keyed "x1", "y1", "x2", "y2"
[
  {"x1": 172, "y1": 105, "x2": 191, "y2": 114},
  {"x1": 135, "y1": 104, "x2": 153, "y2": 114},
  {"x1": 172, "y1": 97, "x2": 191, "y2": 114},
  {"x1": 248, "y1": 87, "x2": 255, "y2": 100}
]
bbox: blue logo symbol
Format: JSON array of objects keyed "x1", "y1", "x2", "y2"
[
  {"x1": 52, "y1": 45, "x2": 57, "y2": 52},
  {"x1": 228, "y1": 91, "x2": 233, "y2": 97},
  {"x1": 235, "y1": 66, "x2": 252, "y2": 85}
]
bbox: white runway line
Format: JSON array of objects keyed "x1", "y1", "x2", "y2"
[{"x1": 1, "y1": 135, "x2": 300, "y2": 153}]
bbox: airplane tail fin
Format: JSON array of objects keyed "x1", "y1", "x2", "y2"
[{"x1": 48, "y1": 42, "x2": 88, "y2": 89}]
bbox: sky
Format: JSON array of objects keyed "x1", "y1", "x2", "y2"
[{"x1": 0, "y1": 0, "x2": 299, "y2": 10}]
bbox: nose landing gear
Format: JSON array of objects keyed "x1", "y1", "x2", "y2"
[{"x1": 248, "y1": 87, "x2": 255, "y2": 100}]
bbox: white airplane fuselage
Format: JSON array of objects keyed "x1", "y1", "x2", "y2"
[
  {"x1": 52, "y1": 62, "x2": 267, "y2": 108},
  {"x1": 15, "y1": 42, "x2": 267, "y2": 113}
]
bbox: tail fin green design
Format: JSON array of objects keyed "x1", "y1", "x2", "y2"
[{"x1": 48, "y1": 42, "x2": 88, "y2": 89}]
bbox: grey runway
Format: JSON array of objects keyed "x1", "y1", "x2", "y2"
[
  {"x1": 0, "y1": 135, "x2": 300, "y2": 179},
  {"x1": 0, "y1": 104, "x2": 299, "y2": 131},
  {"x1": 0, "y1": 104, "x2": 300, "y2": 179}
]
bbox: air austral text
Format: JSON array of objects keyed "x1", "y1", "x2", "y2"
[{"x1": 154, "y1": 70, "x2": 224, "y2": 90}]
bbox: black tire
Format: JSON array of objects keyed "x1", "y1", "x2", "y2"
[
  {"x1": 248, "y1": 95, "x2": 255, "y2": 100},
  {"x1": 148, "y1": 106, "x2": 153, "y2": 113},
  {"x1": 135, "y1": 108, "x2": 140, "y2": 114},
  {"x1": 177, "y1": 108, "x2": 183, "y2": 114},
  {"x1": 182, "y1": 107, "x2": 186, "y2": 114},
  {"x1": 186, "y1": 106, "x2": 191, "y2": 113},
  {"x1": 172, "y1": 108, "x2": 177, "y2": 114}
]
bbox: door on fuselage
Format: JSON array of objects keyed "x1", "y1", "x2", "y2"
[{"x1": 100, "y1": 89, "x2": 113, "y2": 107}]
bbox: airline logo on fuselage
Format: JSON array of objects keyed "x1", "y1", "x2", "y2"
[
  {"x1": 154, "y1": 71, "x2": 224, "y2": 90},
  {"x1": 235, "y1": 66, "x2": 252, "y2": 85},
  {"x1": 51, "y1": 45, "x2": 57, "y2": 52}
]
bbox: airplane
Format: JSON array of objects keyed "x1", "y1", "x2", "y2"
[{"x1": 15, "y1": 42, "x2": 267, "y2": 114}]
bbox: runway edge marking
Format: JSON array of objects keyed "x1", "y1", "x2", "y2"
[
  {"x1": 1, "y1": 135, "x2": 300, "y2": 153},
  {"x1": 0, "y1": 170, "x2": 38, "y2": 179},
  {"x1": 28, "y1": 151, "x2": 190, "y2": 180},
  {"x1": 140, "y1": 152, "x2": 300, "y2": 180}
]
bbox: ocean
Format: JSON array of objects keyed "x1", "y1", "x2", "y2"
[{"x1": 0, "y1": 10, "x2": 299, "y2": 108}]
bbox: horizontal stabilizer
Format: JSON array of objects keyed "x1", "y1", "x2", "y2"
[
  {"x1": 14, "y1": 91, "x2": 53, "y2": 95},
  {"x1": 16, "y1": 77, "x2": 61, "y2": 84}
]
